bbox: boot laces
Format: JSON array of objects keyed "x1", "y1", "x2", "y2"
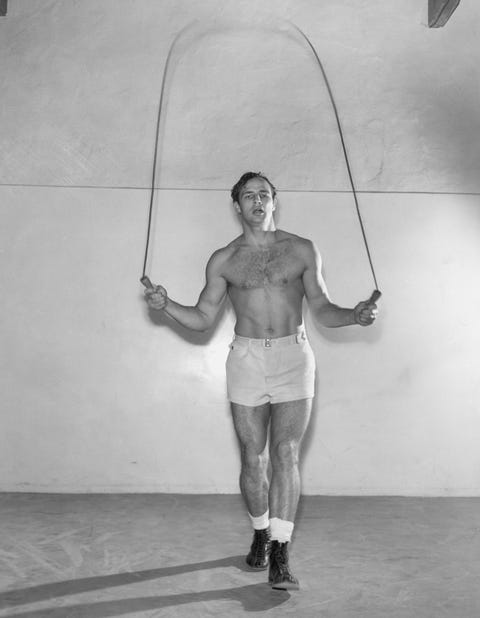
[
  {"x1": 272, "y1": 543, "x2": 291, "y2": 575},
  {"x1": 251, "y1": 528, "x2": 270, "y2": 559}
]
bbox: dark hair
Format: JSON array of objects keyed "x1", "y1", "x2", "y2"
[{"x1": 230, "y1": 172, "x2": 277, "y2": 203}]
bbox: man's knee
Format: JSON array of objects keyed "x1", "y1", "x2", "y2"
[
  {"x1": 271, "y1": 439, "x2": 300, "y2": 469},
  {"x1": 241, "y1": 446, "x2": 268, "y2": 473}
]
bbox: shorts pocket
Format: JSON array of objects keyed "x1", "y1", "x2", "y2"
[
  {"x1": 281, "y1": 340, "x2": 315, "y2": 370},
  {"x1": 228, "y1": 341, "x2": 250, "y2": 360}
]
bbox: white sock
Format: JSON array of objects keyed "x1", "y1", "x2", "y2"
[
  {"x1": 270, "y1": 517, "x2": 294, "y2": 543},
  {"x1": 248, "y1": 510, "x2": 270, "y2": 530}
]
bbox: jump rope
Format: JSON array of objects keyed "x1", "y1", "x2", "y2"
[{"x1": 140, "y1": 21, "x2": 381, "y2": 306}]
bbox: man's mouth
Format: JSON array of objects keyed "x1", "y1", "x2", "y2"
[{"x1": 253, "y1": 208, "x2": 264, "y2": 215}]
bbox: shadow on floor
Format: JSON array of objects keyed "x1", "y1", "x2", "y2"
[{"x1": 0, "y1": 555, "x2": 290, "y2": 616}]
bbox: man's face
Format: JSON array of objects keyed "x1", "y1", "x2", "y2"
[{"x1": 235, "y1": 177, "x2": 276, "y2": 223}]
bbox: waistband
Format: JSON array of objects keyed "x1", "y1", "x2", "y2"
[{"x1": 233, "y1": 329, "x2": 307, "y2": 348}]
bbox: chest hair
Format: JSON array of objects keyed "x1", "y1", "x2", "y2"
[{"x1": 229, "y1": 243, "x2": 295, "y2": 288}]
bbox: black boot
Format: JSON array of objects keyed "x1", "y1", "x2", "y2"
[
  {"x1": 246, "y1": 527, "x2": 271, "y2": 570},
  {"x1": 268, "y1": 540, "x2": 300, "y2": 590}
]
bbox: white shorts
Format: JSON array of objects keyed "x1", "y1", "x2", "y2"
[{"x1": 225, "y1": 330, "x2": 316, "y2": 407}]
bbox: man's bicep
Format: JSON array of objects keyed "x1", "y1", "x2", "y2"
[
  {"x1": 198, "y1": 273, "x2": 227, "y2": 311},
  {"x1": 302, "y1": 242, "x2": 331, "y2": 308},
  {"x1": 196, "y1": 253, "x2": 228, "y2": 317}
]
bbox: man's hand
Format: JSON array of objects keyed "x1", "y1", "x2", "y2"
[
  {"x1": 144, "y1": 285, "x2": 168, "y2": 311},
  {"x1": 353, "y1": 298, "x2": 379, "y2": 326}
]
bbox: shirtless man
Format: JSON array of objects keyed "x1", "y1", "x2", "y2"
[{"x1": 144, "y1": 171, "x2": 378, "y2": 590}]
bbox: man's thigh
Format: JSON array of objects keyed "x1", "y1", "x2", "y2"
[
  {"x1": 230, "y1": 402, "x2": 271, "y2": 454},
  {"x1": 269, "y1": 399, "x2": 313, "y2": 449}
]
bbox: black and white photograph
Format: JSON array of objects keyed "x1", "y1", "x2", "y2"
[{"x1": 1, "y1": 1, "x2": 479, "y2": 616}]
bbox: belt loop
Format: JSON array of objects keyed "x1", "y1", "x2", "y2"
[{"x1": 264, "y1": 338, "x2": 271, "y2": 347}]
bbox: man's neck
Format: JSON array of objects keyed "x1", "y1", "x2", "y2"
[{"x1": 242, "y1": 224, "x2": 277, "y2": 247}]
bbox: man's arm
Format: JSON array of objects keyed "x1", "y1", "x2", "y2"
[
  {"x1": 144, "y1": 250, "x2": 228, "y2": 332},
  {"x1": 301, "y1": 240, "x2": 377, "y2": 328}
]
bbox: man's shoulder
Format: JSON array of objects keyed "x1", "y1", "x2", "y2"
[
  {"x1": 277, "y1": 230, "x2": 315, "y2": 252},
  {"x1": 207, "y1": 238, "x2": 242, "y2": 270}
]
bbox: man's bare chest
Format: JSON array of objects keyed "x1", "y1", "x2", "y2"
[{"x1": 226, "y1": 244, "x2": 304, "y2": 289}]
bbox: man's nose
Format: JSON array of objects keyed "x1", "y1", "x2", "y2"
[{"x1": 254, "y1": 194, "x2": 262, "y2": 204}]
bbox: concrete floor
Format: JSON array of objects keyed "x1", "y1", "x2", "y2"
[{"x1": 0, "y1": 494, "x2": 479, "y2": 618}]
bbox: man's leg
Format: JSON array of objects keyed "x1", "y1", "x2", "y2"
[
  {"x1": 231, "y1": 402, "x2": 271, "y2": 569},
  {"x1": 268, "y1": 397, "x2": 312, "y2": 589},
  {"x1": 269, "y1": 398, "x2": 312, "y2": 520},
  {"x1": 231, "y1": 402, "x2": 270, "y2": 515}
]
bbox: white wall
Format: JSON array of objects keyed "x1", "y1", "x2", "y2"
[{"x1": 1, "y1": 0, "x2": 479, "y2": 495}]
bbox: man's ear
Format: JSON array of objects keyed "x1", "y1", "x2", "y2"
[{"x1": 233, "y1": 201, "x2": 241, "y2": 214}]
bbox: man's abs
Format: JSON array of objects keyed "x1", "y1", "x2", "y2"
[{"x1": 228, "y1": 285, "x2": 305, "y2": 338}]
